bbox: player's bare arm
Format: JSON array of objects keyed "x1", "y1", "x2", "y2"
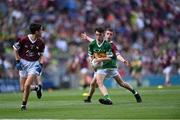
[
  {"x1": 13, "y1": 44, "x2": 21, "y2": 61},
  {"x1": 95, "y1": 57, "x2": 111, "y2": 62},
  {"x1": 81, "y1": 32, "x2": 94, "y2": 42},
  {"x1": 116, "y1": 54, "x2": 131, "y2": 67}
]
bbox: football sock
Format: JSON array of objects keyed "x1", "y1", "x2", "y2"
[
  {"x1": 131, "y1": 89, "x2": 137, "y2": 94},
  {"x1": 104, "y1": 95, "x2": 111, "y2": 100},
  {"x1": 38, "y1": 84, "x2": 42, "y2": 90},
  {"x1": 87, "y1": 96, "x2": 92, "y2": 100},
  {"x1": 22, "y1": 101, "x2": 27, "y2": 106}
]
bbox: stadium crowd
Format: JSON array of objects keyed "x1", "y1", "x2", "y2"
[{"x1": 0, "y1": 0, "x2": 179, "y2": 87}]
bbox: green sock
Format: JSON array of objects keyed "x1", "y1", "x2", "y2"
[
  {"x1": 131, "y1": 89, "x2": 138, "y2": 94},
  {"x1": 104, "y1": 95, "x2": 111, "y2": 100},
  {"x1": 87, "y1": 96, "x2": 91, "y2": 100}
]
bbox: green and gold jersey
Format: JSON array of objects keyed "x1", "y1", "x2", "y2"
[
  {"x1": 131, "y1": 56, "x2": 142, "y2": 72},
  {"x1": 88, "y1": 40, "x2": 117, "y2": 69}
]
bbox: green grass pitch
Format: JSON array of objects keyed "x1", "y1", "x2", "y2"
[{"x1": 0, "y1": 86, "x2": 180, "y2": 119}]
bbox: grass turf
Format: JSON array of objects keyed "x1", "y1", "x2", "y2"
[{"x1": 0, "y1": 86, "x2": 180, "y2": 119}]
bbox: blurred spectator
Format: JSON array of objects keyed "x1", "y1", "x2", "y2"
[
  {"x1": 159, "y1": 49, "x2": 176, "y2": 86},
  {"x1": 130, "y1": 49, "x2": 143, "y2": 87},
  {"x1": 0, "y1": 0, "x2": 179, "y2": 88}
]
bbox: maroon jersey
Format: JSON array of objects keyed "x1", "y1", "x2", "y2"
[
  {"x1": 79, "y1": 52, "x2": 88, "y2": 69},
  {"x1": 110, "y1": 41, "x2": 120, "y2": 57},
  {"x1": 160, "y1": 54, "x2": 171, "y2": 68},
  {"x1": 13, "y1": 36, "x2": 45, "y2": 61}
]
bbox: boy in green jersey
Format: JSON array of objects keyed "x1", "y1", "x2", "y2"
[
  {"x1": 85, "y1": 28, "x2": 142, "y2": 105},
  {"x1": 88, "y1": 27, "x2": 114, "y2": 105}
]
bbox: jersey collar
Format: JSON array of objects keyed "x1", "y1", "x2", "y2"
[
  {"x1": 96, "y1": 39, "x2": 105, "y2": 47},
  {"x1": 28, "y1": 34, "x2": 37, "y2": 43}
]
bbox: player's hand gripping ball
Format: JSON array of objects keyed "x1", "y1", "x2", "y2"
[
  {"x1": 94, "y1": 53, "x2": 106, "y2": 58},
  {"x1": 91, "y1": 59, "x2": 103, "y2": 68}
]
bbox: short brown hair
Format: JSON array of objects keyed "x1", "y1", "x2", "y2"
[{"x1": 95, "y1": 27, "x2": 105, "y2": 33}]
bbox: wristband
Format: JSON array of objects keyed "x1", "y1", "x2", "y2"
[{"x1": 16, "y1": 60, "x2": 20, "y2": 63}]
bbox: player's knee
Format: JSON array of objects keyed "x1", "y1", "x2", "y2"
[
  {"x1": 96, "y1": 80, "x2": 103, "y2": 87},
  {"x1": 24, "y1": 83, "x2": 31, "y2": 90}
]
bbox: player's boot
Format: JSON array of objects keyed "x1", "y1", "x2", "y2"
[
  {"x1": 36, "y1": 85, "x2": 42, "y2": 99},
  {"x1": 84, "y1": 96, "x2": 92, "y2": 103},
  {"x1": 134, "y1": 93, "x2": 142, "y2": 103},
  {"x1": 84, "y1": 98, "x2": 91, "y2": 103},
  {"x1": 99, "y1": 98, "x2": 113, "y2": 105},
  {"x1": 21, "y1": 105, "x2": 27, "y2": 111}
]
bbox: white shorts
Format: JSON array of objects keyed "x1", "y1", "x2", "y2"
[
  {"x1": 19, "y1": 59, "x2": 41, "y2": 78},
  {"x1": 163, "y1": 66, "x2": 172, "y2": 75},
  {"x1": 95, "y1": 68, "x2": 119, "y2": 79},
  {"x1": 80, "y1": 68, "x2": 89, "y2": 74}
]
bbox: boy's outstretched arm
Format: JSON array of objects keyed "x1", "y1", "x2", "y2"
[
  {"x1": 117, "y1": 54, "x2": 131, "y2": 67},
  {"x1": 81, "y1": 32, "x2": 94, "y2": 42}
]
